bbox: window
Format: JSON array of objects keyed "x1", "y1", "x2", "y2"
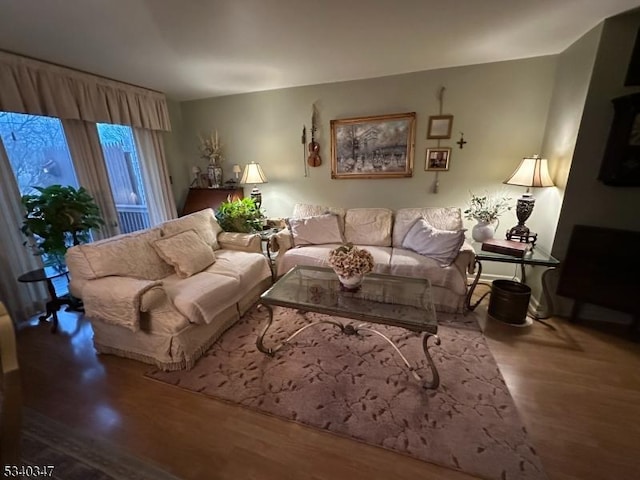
[
  {"x1": 0, "y1": 112, "x2": 78, "y2": 195},
  {"x1": 0, "y1": 111, "x2": 79, "y2": 296},
  {"x1": 96, "y1": 123, "x2": 151, "y2": 233}
]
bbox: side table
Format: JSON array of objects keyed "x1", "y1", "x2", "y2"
[
  {"x1": 465, "y1": 242, "x2": 560, "y2": 320},
  {"x1": 17, "y1": 266, "x2": 71, "y2": 333},
  {"x1": 258, "y1": 228, "x2": 282, "y2": 281}
]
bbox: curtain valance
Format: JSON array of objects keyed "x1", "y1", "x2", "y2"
[{"x1": 0, "y1": 51, "x2": 171, "y2": 131}]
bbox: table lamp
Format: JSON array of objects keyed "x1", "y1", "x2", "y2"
[
  {"x1": 232, "y1": 164, "x2": 242, "y2": 180},
  {"x1": 240, "y1": 162, "x2": 268, "y2": 208},
  {"x1": 503, "y1": 155, "x2": 555, "y2": 245}
]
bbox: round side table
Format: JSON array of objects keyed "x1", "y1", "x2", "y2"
[{"x1": 18, "y1": 266, "x2": 71, "y2": 333}]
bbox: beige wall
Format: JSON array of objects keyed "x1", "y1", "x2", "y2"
[
  {"x1": 163, "y1": 99, "x2": 190, "y2": 210},
  {"x1": 172, "y1": 57, "x2": 556, "y2": 253},
  {"x1": 523, "y1": 24, "x2": 603, "y2": 308},
  {"x1": 553, "y1": 11, "x2": 640, "y2": 261}
]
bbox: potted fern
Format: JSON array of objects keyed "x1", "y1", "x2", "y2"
[{"x1": 21, "y1": 185, "x2": 105, "y2": 269}]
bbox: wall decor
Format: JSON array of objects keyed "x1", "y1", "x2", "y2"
[
  {"x1": 425, "y1": 147, "x2": 451, "y2": 171},
  {"x1": 625, "y1": 27, "x2": 640, "y2": 86},
  {"x1": 330, "y1": 112, "x2": 416, "y2": 179},
  {"x1": 599, "y1": 92, "x2": 640, "y2": 186},
  {"x1": 427, "y1": 114, "x2": 453, "y2": 139}
]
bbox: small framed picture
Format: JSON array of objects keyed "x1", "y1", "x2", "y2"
[
  {"x1": 425, "y1": 147, "x2": 451, "y2": 171},
  {"x1": 427, "y1": 115, "x2": 454, "y2": 139}
]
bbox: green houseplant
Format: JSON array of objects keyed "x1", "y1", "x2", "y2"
[
  {"x1": 215, "y1": 197, "x2": 264, "y2": 233},
  {"x1": 21, "y1": 185, "x2": 105, "y2": 268}
]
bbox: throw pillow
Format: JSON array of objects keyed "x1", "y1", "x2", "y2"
[
  {"x1": 402, "y1": 218, "x2": 466, "y2": 266},
  {"x1": 286, "y1": 213, "x2": 344, "y2": 246},
  {"x1": 152, "y1": 229, "x2": 216, "y2": 279}
]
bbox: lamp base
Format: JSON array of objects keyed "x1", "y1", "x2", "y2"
[
  {"x1": 250, "y1": 187, "x2": 262, "y2": 209},
  {"x1": 506, "y1": 226, "x2": 537, "y2": 245}
]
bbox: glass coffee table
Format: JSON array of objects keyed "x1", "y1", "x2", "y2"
[{"x1": 257, "y1": 265, "x2": 441, "y2": 389}]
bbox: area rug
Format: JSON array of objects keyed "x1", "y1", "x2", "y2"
[
  {"x1": 146, "y1": 306, "x2": 547, "y2": 480},
  {"x1": 20, "y1": 409, "x2": 180, "y2": 480}
]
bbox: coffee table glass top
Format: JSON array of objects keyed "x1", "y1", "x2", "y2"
[{"x1": 261, "y1": 265, "x2": 437, "y2": 333}]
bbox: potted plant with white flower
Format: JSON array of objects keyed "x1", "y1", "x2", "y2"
[
  {"x1": 328, "y1": 243, "x2": 375, "y2": 292},
  {"x1": 464, "y1": 192, "x2": 512, "y2": 242}
]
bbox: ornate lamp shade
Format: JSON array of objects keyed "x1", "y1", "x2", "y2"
[
  {"x1": 503, "y1": 155, "x2": 555, "y2": 245},
  {"x1": 240, "y1": 162, "x2": 268, "y2": 208}
]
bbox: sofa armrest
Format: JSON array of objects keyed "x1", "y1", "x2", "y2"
[
  {"x1": 269, "y1": 228, "x2": 294, "y2": 256},
  {"x1": 217, "y1": 232, "x2": 261, "y2": 253},
  {"x1": 82, "y1": 276, "x2": 162, "y2": 332},
  {"x1": 453, "y1": 242, "x2": 476, "y2": 275}
]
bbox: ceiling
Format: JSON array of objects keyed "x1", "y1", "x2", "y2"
[{"x1": 1, "y1": 0, "x2": 639, "y2": 101}]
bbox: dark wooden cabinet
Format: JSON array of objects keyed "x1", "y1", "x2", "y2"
[{"x1": 181, "y1": 188, "x2": 243, "y2": 216}]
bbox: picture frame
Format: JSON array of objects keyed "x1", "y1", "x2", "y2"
[
  {"x1": 425, "y1": 147, "x2": 451, "y2": 171},
  {"x1": 598, "y1": 92, "x2": 640, "y2": 186},
  {"x1": 427, "y1": 115, "x2": 453, "y2": 139},
  {"x1": 330, "y1": 112, "x2": 416, "y2": 179}
]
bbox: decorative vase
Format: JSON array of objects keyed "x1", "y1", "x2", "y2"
[
  {"x1": 337, "y1": 273, "x2": 364, "y2": 292},
  {"x1": 207, "y1": 163, "x2": 224, "y2": 188},
  {"x1": 471, "y1": 220, "x2": 496, "y2": 243}
]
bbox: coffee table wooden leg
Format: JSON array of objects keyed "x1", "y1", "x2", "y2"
[{"x1": 422, "y1": 333, "x2": 441, "y2": 389}]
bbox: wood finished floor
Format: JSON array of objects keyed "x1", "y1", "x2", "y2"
[{"x1": 14, "y1": 288, "x2": 640, "y2": 480}]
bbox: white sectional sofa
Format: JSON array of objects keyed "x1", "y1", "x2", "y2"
[
  {"x1": 65, "y1": 208, "x2": 272, "y2": 371},
  {"x1": 270, "y1": 204, "x2": 475, "y2": 313}
]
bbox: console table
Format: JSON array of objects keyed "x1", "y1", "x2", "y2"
[
  {"x1": 465, "y1": 243, "x2": 560, "y2": 320},
  {"x1": 181, "y1": 187, "x2": 243, "y2": 216}
]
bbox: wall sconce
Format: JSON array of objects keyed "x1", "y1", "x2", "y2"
[
  {"x1": 240, "y1": 162, "x2": 268, "y2": 208},
  {"x1": 503, "y1": 154, "x2": 555, "y2": 245}
]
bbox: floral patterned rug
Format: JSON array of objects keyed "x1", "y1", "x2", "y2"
[{"x1": 146, "y1": 306, "x2": 547, "y2": 480}]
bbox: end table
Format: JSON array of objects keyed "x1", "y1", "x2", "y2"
[
  {"x1": 18, "y1": 266, "x2": 72, "y2": 333},
  {"x1": 465, "y1": 242, "x2": 560, "y2": 320}
]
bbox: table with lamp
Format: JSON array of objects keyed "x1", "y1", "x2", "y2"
[{"x1": 466, "y1": 155, "x2": 560, "y2": 324}]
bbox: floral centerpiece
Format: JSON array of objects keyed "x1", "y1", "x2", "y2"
[
  {"x1": 328, "y1": 243, "x2": 374, "y2": 291},
  {"x1": 464, "y1": 191, "x2": 512, "y2": 242}
]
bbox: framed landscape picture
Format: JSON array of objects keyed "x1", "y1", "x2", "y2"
[{"x1": 330, "y1": 112, "x2": 416, "y2": 179}]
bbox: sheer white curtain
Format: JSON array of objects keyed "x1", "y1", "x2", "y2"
[
  {"x1": 0, "y1": 139, "x2": 47, "y2": 323},
  {"x1": 134, "y1": 128, "x2": 177, "y2": 225},
  {"x1": 62, "y1": 119, "x2": 121, "y2": 239}
]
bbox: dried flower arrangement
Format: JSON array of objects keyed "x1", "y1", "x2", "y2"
[
  {"x1": 328, "y1": 243, "x2": 374, "y2": 278},
  {"x1": 198, "y1": 130, "x2": 223, "y2": 165}
]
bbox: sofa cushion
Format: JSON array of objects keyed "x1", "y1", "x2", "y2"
[
  {"x1": 344, "y1": 208, "x2": 393, "y2": 246},
  {"x1": 393, "y1": 207, "x2": 463, "y2": 247},
  {"x1": 161, "y1": 208, "x2": 222, "y2": 250},
  {"x1": 152, "y1": 230, "x2": 216, "y2": 279},
  {"x1": 162, "y1": 272, "x2": 241, "y2": 325},
  {"x1": 206, "y1": 250, "x2": 272, "y2": 287},
  {"x1": 293, "y1": 203, "x2": 347, "y2": 231},
  {"x1": 402, "y1": 218, "x2": 466, "y2": 266},
  {"x1": 75, "y1": 227, "x2": 174, "y2": 281},
  {"x1": 279, "y1": 245, "x2": 392, "y2": 276},
  {"x1": 389, "y1": 248, "x2": 467, "y2": 295},
  {"x1": 286, "y1": 214, "x2": 344, "y2": 246}
]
